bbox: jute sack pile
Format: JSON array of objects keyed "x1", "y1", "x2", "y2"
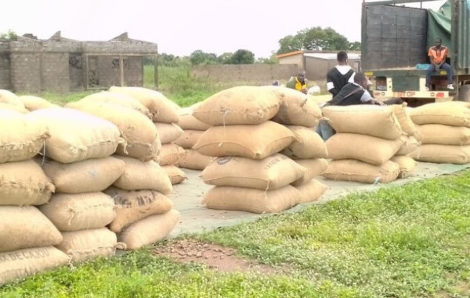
[
  {"x1": 109, "y1": 86, "x2": 180, "y2": 123},
  {"x1": 410, "y1": 102, "x2": 470, "y2": 164},
  {"x1": 19, "y1": 95, "x2": 59, "y2": 111},
  {"x1": 267, "y1": 86, "x2": 322, "y2": 127},
  {"x1": 323, "y1": 105, "x2": 405, "y2": 183},
  {"x1": 0, "y1": 104, "x2": 67, "y2": 285},
  {"x1": 192, "y1": 86, "x2": 281, "y2": 126},
  {"x1": 66, "y1": 101, "x2": 160, "y2": 161},
  {"x1": 105, "y1": 154, "x2": 177, "y2": 250},
  {"x1": 281, "y1": 125, "x2": 328, "y2": 203},
  {"x1": 194, "y1": 86, "x2": 310, "y2": 213},
  {"x1": 175, "y1": 106, "x2": 214, "y2": 170},
  {"x1": 28, "y1": 108, "x2": 122, "y2": 163},
  {"x1": 0, "y1": 89, "x2": 25, "y2": 108},
  {"x1": 105, "y1": 187, "x2": 178, "y2": 250},
  {"x1": 0, "y1": 110, "x2": 49, "y2": 163}
]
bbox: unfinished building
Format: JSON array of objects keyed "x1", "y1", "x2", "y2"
[{"x1": 0, "y1": 32, "x2": 158, "y2": 93}]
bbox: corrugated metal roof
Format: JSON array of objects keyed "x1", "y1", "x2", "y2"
[{"x1": 304, "y1": 53, "x2": 361, "y2": 60}]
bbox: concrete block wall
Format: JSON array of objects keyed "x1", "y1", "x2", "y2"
[
  {"x1": 190, "y1": 64, "x2": 299, "y2": 84},
  {"x1": 10, "y1": 53, "x2": 41, "y2": 92},
  {"x1": 42, "y1": 53, "x2": 70, "y2": 92},
  {"x1": 124, "y1": 56, "x2": 143, "y2": 86}
]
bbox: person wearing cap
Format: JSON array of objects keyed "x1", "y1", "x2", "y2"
[
  {"x1": 286, "y1": 71, "x2": 308, "y2": 94},
  {"x1": 326, "y1": 51, "x2": 356, "y2": 97},
  {"x1": 426, "y1": 38, "x2": 453, "y2": 91}
]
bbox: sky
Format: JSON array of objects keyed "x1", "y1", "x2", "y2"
[{"x1": 1, "y1": 0, "x2": 446, "y2": 58}]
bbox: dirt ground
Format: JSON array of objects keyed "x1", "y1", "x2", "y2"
[
  {"x1": 153, "y1": 239, "x2": 281, "y2": 274},
  {"x1": 168, "y1": 161, "x2": 470, "y2": 237}
]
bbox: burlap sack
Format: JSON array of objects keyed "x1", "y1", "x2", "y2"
[
  {"x1": 155, "y1": 123, "x2": 183, "y2": 144},
  {"x1": 19, "y1": 95, "x2": 59, "y2": 111},
  {"x1": 173, "y1": 130, "x2": 204, "y2": 149},
  {"x1": 0, "y1": 160, "x2": 54, "y2": 206},
  {"x1": 105, "y1": 187, "x2": 173, "y2": 233},
  {"x1": 268, "y1": 86, "x2": 322, "y2": 127},
  {"x1": 326, "y1": 133, "x2": 403, "y2": 165},
  {"x1": 282, "y1": 126, "x2": 328, "y2": 159},
  {"x1": 42, "y1": 157, "x2": 125, "y2": 193},
  {"x1": 295, "y1": 179, "x2": 328, "y2": 203},
  {"x1": 28, "y1": 108, "x2": 122, "y2": 163},
  {"x1": 410, "y1": 101, "x2": 470, "y2": 127},
  {"x1": 66, "y1": 102, "x2": 159, "y2": 161},
  {"x1": 322, "y1": 105, "x2": 403, "y2": 140},
  {"x1": 0, "y1": 110, "x2": 49, "y2": 163},
  {"x1": 323, "y1": 160, "x2": 400, "y2": 183},
  {"x1": 0, "y1": 247, "x2": 69, "y2": 286},
  {"x1": 416, "y1": 124, "x2": 470, "y2": 145},
  {"x1": 410, "y1": 144, "x2": 470, "y2": 164},
  {"x1": 118, "y1": 209, "x2": 180, "y2": 250},
  {"x1": 194, "y1": 121, "x2": 295, "y2": 159},
  {"x1": 178, "y1": 114, "x2": 211, "y2": 131},
  {"x1": 177, "y1": 149, "x2": 216, "y2": 170},
  {"x1": 57, "y1": 228, "x2": 117, "y2": 263},
  {"x1": 204, "y1": 185, "x2": 300, "y2": 214},
  {"x1": 0, "y1": 206, "x2": 62, "y2": 253},
  {"x1": 163, "y1": 166, "x2": 187, "y2": 184},
  {"x1": 193, "y1": 86, "x2": 280, "y2": 125},
  {"x1": 40, "y1": 193, "x2": 115, "y2": 232},
  {"x1": 77, "y1": 91, "x2": 152, "y2": 119},
  {"x1": 0, "y1": 102, "x2": 29, "y2": 113},
  {"x1": 202, "y1": 154, "x2": 305, "y2": 190},
  {"x1": 0, "y1": 89, "x2": 23, "y2": 107},
  {"x1": 291, "y1": 158, "x2": 329, "y2": 186},
  {"x1": 396, "y1": 136, "x2": 420, "y2": 155},
  {"x1": 159, "y1": 144, "x2": 185, "y2": 166},
  {"x1": 109, "y1": 86, "x2": 179, "y2": 123},
  {"x1": 390, "y1": 156, "x2": 417, "y2": 178},
  {"x1": 113, "y1": 156, "x2": 172, "y2": 194},
  {"x1": 392, "y1": 103, "x2": 417, "y2": 136}
]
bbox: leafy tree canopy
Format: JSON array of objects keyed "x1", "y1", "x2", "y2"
[{"x1": 277, "y1": 27, "x2": 360, "y2": 54}]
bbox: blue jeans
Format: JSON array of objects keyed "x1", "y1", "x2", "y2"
[
  {"x1": 426, "y1": 63, "x2": 453, "y2": 87},
  {"x1": 316, "y1": 119, "x2": 335, "y2": 141}
]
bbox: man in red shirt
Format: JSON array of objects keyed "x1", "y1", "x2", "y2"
[{"x1": 426, "y1": 38, "x2": 453, "y2": 91}]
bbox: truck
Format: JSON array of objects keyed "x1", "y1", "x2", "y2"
[{"x1": 361, "y1": 0, "x2": 470, "y2": 105}]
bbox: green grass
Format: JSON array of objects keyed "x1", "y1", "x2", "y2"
[{"x1": 1, "y1": 171, "x2": 470, "y2": 297}]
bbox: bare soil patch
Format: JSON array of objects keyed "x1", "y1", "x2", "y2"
[{"x1": 153, "y1": 239, "x2": 281, "y2": 274}]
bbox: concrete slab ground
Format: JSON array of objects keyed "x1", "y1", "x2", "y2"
[{"x1": 168, "y1": 162, "x2": 470, "y2": 237}]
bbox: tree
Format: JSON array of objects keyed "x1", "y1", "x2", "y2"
[
  {"x1": 189, "y1": 50, "x2": 217, "y2": 65},
  {"x1": 276, "y1": 27, "x2": 354, "y2": 54},
  {"x1": 217, "y1": 52, "x2": 233, "y2": 64},
  {"x1": 0, "y1": 30, "x2": 17, "y2": 41},
  {"x1": 348, "y1": 41, "x2": 361, "y2": 51},
  {"x1": 230, "y1": 49, "x2": 255, "y2": 64}
]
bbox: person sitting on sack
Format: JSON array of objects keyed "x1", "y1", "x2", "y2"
[
  {"x1": 316, "y1": 72, "x2": 402, "y2": 140},
  {"x1": 426, "y1": 38, "x2": 454, "y2": 91},
  {"x1": 286, "y1": 71, "x2": 308, "y2": 94}
]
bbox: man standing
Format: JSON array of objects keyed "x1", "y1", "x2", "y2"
[
  {"x1": 326, "y1": 51, "x2": 356, "y2": 96},
  {"x1": 426, "y1": 38, "x2": 454, "y2": 91},
  {"x1": 286, "y1": 71, "x2": 308, "y2": 94}
]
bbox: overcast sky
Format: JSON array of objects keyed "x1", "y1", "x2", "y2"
[{"x1": 1, "y1": 0, "x2": 446, "y2": 58}]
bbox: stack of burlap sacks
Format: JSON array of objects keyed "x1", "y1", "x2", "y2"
[
  {"x1": 0, "y1": 104, "x2": 67, "y2": 286},
  {"x1": 29, "y1": 108, "x2": 123, "y2": 263},
  {"x1": 66, "y1": 87, "x2": 180, "y2": 250},
  {"x1": 174, "y1": 104, "x2": 216, "y2": 170},
  {"x1": 192, "y1": 86, "x2": 326, "y2": 213},
  {"x1": 0, "y1": 87, "x2": 182, "y2": 285},
  {"x1": 322, "y1": 104, "x2": 419, "y2": 183},
  {"x1": 410, "y1": 101, "x2": 470, "y2": 164}
]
